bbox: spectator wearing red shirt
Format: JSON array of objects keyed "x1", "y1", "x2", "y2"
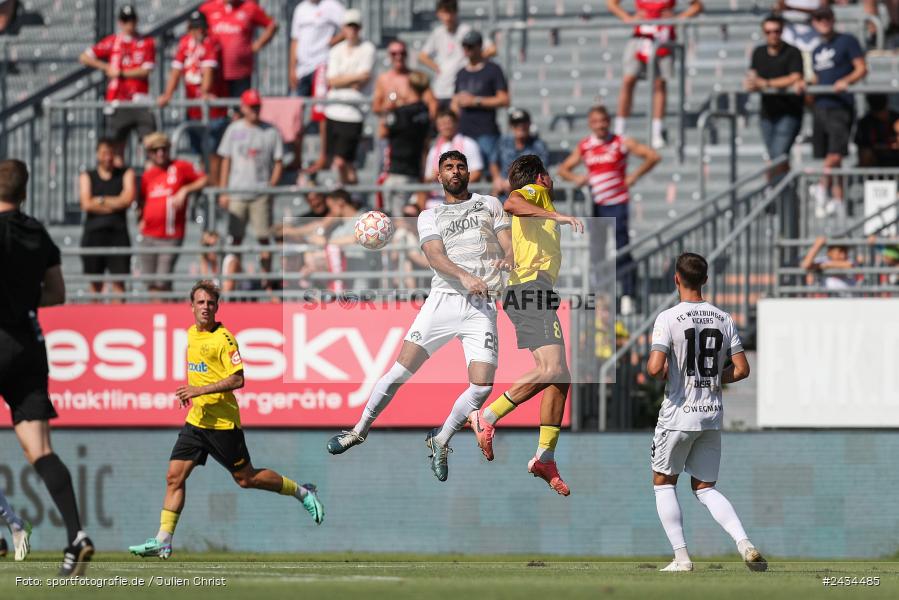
[
  {"x1": 199, "y1": 0, "x2": 278, "y2": 98},
  {"x1": 80, "y1": 5, "x2": 157, "y2": 158},
  {"x1": 158, "y1": 11, "x2": 229, "y2": 185},
  {"x1": 139, "y1": 132, "x2": 209, "y2": 294}
]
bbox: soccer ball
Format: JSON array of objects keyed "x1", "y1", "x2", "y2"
[{"x1": 354, "y1": 210, "x2": 395, "y2": 250}]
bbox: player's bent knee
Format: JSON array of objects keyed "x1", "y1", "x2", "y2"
[{"x1": 232, "y1": 473, "x2": 254, "y2": 489}]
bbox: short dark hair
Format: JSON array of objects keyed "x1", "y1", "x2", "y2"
[
  {"x1": 97, "y1": 137, "x2": 118, "y2": 150},
  {"x1": 435, "y1": 108, "x2": 458, "y2": 122},
  {"x1": 507, "y1": 154, "x2": 547, "y2": 191},
  {"x1": 762, "y1": 14, "x2": 785, "y2": 27},
  {"x1": 588, "y1": 105, "x2": 610, "y2": 118},
  {"x1": 190, "y1": 280, "x2": 221, "y2": 303},
  {"x1": 439, "y1": 150, "x2": 467, "y2": 169},
  {"x1": 327, "y1": 188, "x2": 356, "y2": 207},
  {"x1": 675, "y1": 253, "x2": 708, "y2": 290},
  {"x1": 436, "y1": 0, "x2": 458, "y2": 14},
  {"x1": 0, "y1": 160, "x2": 29, "y2": 204}
]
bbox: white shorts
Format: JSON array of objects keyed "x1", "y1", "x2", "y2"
[
  {"x1": 650, "y1": 425, "x2": 721, "y2": 483},
  {"x1": 403, "y1": 291, "x2": 498, "y2": 366}
]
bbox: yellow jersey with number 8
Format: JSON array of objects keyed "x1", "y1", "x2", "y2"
[
  {"x1": 185, "y1": 324, "x2": 244, "y2": 430},
  {"x1": 509, "y1": 184, "x2": 562, "y2": 286}
]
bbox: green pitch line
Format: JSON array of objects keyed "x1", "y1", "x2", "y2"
[{"x1": 1, "y1": 553, "x2": 897, "y2": 600}]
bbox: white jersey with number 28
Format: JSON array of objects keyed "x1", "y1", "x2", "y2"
[{"x1": 650, "y1": 300, "x2": 743, "y2": 431}]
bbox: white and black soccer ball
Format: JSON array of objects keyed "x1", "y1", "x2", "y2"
[{"x1": 354, "y1": 210, "x2": 395, "y2": 250}]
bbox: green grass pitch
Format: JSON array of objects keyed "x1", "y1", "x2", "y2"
[{"x1": 1, "y1": 553, "x2": 897, "y2": 599}]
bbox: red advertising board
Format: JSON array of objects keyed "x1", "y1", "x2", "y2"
[{"x1": 13, "y1": 302, "x2": 571, "y2": 428}]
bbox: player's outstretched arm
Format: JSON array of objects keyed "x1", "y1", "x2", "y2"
[
  {"x1": 421, "y1": 239, "x2": 488, "y2": 296},
  {"x1": 646, "y1": 350, "x2": 669, "y2": 381},
  {"x1": 721, "y1": 352, "x2": 750, "y2": 383},
  {"x1": 503, "y1": 191, "x2": 584, "y2": 233}
]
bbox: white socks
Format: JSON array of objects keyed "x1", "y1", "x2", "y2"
[
  {"x1": 536, "y1": 447, "x2": 554, "y2": 463},
  {"x1": 0, "y1": 491, "x2": 25, "y2": 532},
  {"x1": 353, "y1": 362, "x2": 414, "y2": 437},
  {"x1": 654, "y1": 484, "x2": 690, "y2": 561},
  {"x1": 652, "y1": 118, "x2": 664, "y2": 138},
  {"x1": 435, "y1": 384, "x2": 493, "y2": 447},
  {"x1": 614, "y1": 116, "x2": 626, "y2": 136},
  {"x1": 294, "y1": 485, "x2": 309, "y2": 500},
  {"x1": 694, "y1": 487, "x2": 749, "y2": 547}
]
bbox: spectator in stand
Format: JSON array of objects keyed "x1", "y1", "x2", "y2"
[
  {"x1": 744, "y1": 14, "x2": 804, "y2": 182},
  {"x1": 199, "y1": 0, "x2": 277, "y2": 98},
  {"x1": 451, "y1": 30, "x2": 509, "y2": 166},
  {"x1": 489, "y1": 109, "x2": 549, "y2": 198},
  {"x1": 217, "y1": 89, "x2": 284, "y2": 294},
  {"x1": 856, "y1": 94, "x2": 899, "y2": 167},
  {"x1": 158, "y1": 11, "x2": 229, "y2": 186},
  {"x1": 802, "y1": 7, "x2": 867, "y2": 218},
  {"x1": 558, "y1": 105, "x2": 660, "y2": 313},
  {"x1": 373, "y1": 39, "x2": 438, "y2": 165},
  {"x1": 289, "y1": 0, "x2": 345, "y2": 97},
  {"x1": 0, "y1": 0, "x2": 17, "y2": 34},
  {"x1": 801, "y1": 235, "x2": 857, "y2": 291},
  {"x1": 381, "y1": 71, "x2": 433, "y2": 213},
  {"x1": 776, "y1": 0, "x2": 828, "y2": 53},
  {"x1": 317, "y1": 9, "x2": 376, "y2": 185},
  {"x1": 139, "y1": 132, "x2": 208, "y2": 295},
  {"x1": 78, "y1": 138, "x2": 136, "y2": 300},
  {"x1": 391, "y1": 203, "x2": 430, "y2": 290},
  {"x1": 607, "y1": 0, "x2": 704, "y2": 149},
  {"x1": 304, "y1": 189, "x2": 379, "y2": 291},
  {"x1": 79, "y1": 5, "x2": 156, "y2": 161},
  {"x1": 418, "y1": 0, "x2": 496, "y2": 111},
  {"x1": 423, "y1": 109, "x2": 483, "y2": 207}
]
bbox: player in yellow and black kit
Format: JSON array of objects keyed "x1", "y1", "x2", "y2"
[
  {"x1": 128, "y1": 281, "x2": 323, "y2": 560},
  {"x1": 467, "y1": 155, "x2": 584, "y2": 496}
]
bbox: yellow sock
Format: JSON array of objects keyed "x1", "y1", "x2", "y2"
[
  {"x1": 160, "y1": 509, "x2": 180, "y2": 535},
  {"x1": 537, "y1": 425, "x2": 561, "y2": 462},
  {"x1": 484, "y1": 392, "x2": 517, "y2": 425},
  {"x1": 279, "y1": 476, "x2": 299, "y2": 497}
]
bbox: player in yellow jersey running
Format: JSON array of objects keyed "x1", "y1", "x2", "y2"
[
  {"x1": 128, "y1": 281, "x2": 323, "y2": 559},
  {"x1": 469, "y1": 154, "x2": 583, "y2": 495}
]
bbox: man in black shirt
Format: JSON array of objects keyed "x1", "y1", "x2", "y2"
[
  {"x1": 451, "y1": 30, "x2": 510, "y2": 168},
  {"x1": 383, "y1": 70, "x2": 432, "y2": 213},
  {"x1": 0, "y1": 160, "x2": 94, "y2": 577},
  {"x1": 745, "y1": 14, "x2": 805, "y2": 182}
]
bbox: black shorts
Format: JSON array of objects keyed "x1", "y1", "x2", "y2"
[
  {"x1": 812, "y1": 105, "x2": 854, "y2": 158},
  {"x1": 105, "y1": 107, "x2": 157, "y2": 144},
  {"x1": 81, "y1": 227, "x2": 131, "y2": 276},
  {"x1": 502, "y1": 275, "x2": 565, "y2": 350},
  {"x1": 325, "y1": 118, "x2": 363, "y2": 162},
  {"x1": 0, "y1": 325, "x2": 58, "y2": 424},
  {"x1": 170, "y1": 423, "x2": 252, "y2": 473}
]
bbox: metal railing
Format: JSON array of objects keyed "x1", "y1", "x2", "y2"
[
  {"x1": 697, "y1": 85, "x2": 899, "y2": 196},
  {"x1": 594, "y1": 165, "x2": 899, "y2": 429},
  {"x1": 774, "y1": 237, "x2": 899, "y2": 296}
]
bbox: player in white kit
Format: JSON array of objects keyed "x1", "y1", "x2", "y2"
[
  {"x1": 326, "y1": 150, "x2": 513, "y2": 482},
  {"x1": 647, "y1": 253, "x2": 767, "y2": 573}
]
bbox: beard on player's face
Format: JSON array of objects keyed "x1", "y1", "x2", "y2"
[{"x1": 441, "y1": 171, "x2": 469, "y2": 195}]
